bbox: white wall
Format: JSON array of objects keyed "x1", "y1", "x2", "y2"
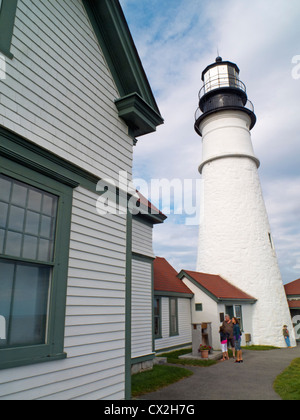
[
  {"x1": 182, "y1": 276, "x2": 255, "y2": 349},
  {"x1": 155, "y1": 297, "x2": 192, "y2": 352},
  {"x1": 131, "y1": 258, "x2": 153, "y2": 359},
  {"x1": 132, "y1": 218, "x2": 154, "y2": 258},
  {"x1": 0, "y1": 0, "x2": 133, "y2": 400},
  {"x1": 182, "y1": 277, "x2": 219, "y2": 349},
  {"x1": 0, "y1": 0, "x2": 132, "y2": 184}
]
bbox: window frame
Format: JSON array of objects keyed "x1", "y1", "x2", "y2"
[
  {"x1": 0, "y1": 156, "x2": 73, "y2": 370},
  {"x1": 169, "y1": 297, "x2": 179, "y2": 337},
  {"x1": 0, "y1": 0, "x2": 18, "y2": 59}
]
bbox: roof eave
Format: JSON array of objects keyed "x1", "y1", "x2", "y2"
[{"x1": 82, "y1": 0, "x2": 164, "y2": 137}]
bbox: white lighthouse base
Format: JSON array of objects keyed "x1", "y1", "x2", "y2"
[{"x1": 197, "y1": 156, "x2": 296, "y2": 348}]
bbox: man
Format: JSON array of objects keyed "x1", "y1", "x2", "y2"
[
  {"x1": 222, "y1": 314, "x2": 235, "y2": 358},
  {"x1": 283, "y1": 325, "x2": 292, "y2": 348}
]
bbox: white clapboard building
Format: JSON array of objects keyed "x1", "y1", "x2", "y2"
[{"x1": 0, "y1": 0, "x2": 164, "y2": 400}]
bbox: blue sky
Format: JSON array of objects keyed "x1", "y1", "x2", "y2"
[{"x1": 119, "y1": 0, "x2": 300, "y2": 284}]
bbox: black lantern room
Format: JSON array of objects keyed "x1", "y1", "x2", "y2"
[{"x1": 195, "y1": 57, "x2": 256, "y2": 136}]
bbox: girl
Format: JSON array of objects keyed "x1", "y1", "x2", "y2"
[
  {"x1": 219, "y1": 325, "x2": 229, "y2": 361},
  {"x1": 232, "y1": 317, "x2": 243, "y2": 363}
]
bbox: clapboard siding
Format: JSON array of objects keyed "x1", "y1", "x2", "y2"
[
  {"x1": 0, "y1": 0, "x2": 132, "y2": 183},
  {"x1": 155, "y1": 298, "x2": 192, "y2": 351},
  {"x1": 131, "y1": 259, "x2": 153, "y2": 359},
  {"x1": 132, "y1": 218, "x2": 155, "y2": 258},
  {"x1": 0, "y1": 176, "x2": 127, "y2": 399}
]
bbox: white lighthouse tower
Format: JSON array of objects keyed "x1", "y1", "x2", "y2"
[{"x1": 195, "y1": 57, "x2": 296, "y2": 347}]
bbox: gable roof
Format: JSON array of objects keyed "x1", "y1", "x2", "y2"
[
  {"x1": 154, "y1": 257, "x2": 193, "y2": 297},
  {"x1": 178, "y1": 270, "x2": 256, "y2": 303},
  {"x1": 83, "y1": 0, "x2": 164, "y2": 137},
  {"x1": 284, "y1": 278, "x2": 300, "y2": 296}
]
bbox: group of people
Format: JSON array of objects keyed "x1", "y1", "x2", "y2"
[{"x1": 219, "y1": 314, "x2": 243, "y2": 363}]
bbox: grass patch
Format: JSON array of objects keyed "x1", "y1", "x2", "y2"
[
  {"x1": 159, "y1": 348, "x2": 217, "y2": 367},
  {"x1": 242, "y1": 345, "x2": 280, "y2": 351},
  {"x1": 132, "y1": 365, "x2": 193, "y2": 397},
  {"x1": 274, "y1": 358, "x2": 300, "y2": 400}
]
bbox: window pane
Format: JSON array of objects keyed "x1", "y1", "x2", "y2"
[
  {"x1": 42, "y1": 194, "x2": 57, "y2": 217},
  {"x1": 0, "y1": 261, "x2": 50, "y2": 348},
  {"x1": 235, "y1": 305, "x2": 241, "y2": 318},
  {"x1": 11, "y1": 183, "x2": 27, "y2": 207},
  {"x1": 154, "y1": 298, "x2": 160, "y2": 316},
  {"x1": 0, "y1": 177, "x2": 12, "y2": 202},
  {"x1": 5, "y1": 231, "x2": 22, "y2": 257},
  {"x1": 0, "y1": 229, "x2": 4, "y2": 253},
  {"x1": 154, "y1": 318, "x2": 160, "y2": 337},
  {"x1": 22, "y1": 235, "x2": 38, "y2": 260},
  {"x1": 171, "y1": 317, "x2": 177, "y2": 334},
  {"x1": 0, "y1": 202, "x2": 8, "y2": 228},
  {"x1": 38, "y1": 239, "x2": 53, "y2": 261},
  {"x1": 40, "y1": 215, "x2": 52, "y2": 238},
  {"x1": 25, "y1": 211, "x2": 40, "y2": 235},
  {"x1": 0, "y1": 261, "x2": 14, "y2": 346},
  {"x1": 27, "y1": 189, "x2": 42, "y2": 212},
  {"x1": 171, "y1": 298, "x2": 176, "y2": 316},
  {"x1": 170, "y1": 298, "x2": 178, "y2": 335},
  {"x1": 8, "y1": 206, "x2": 25, "y2": 232}
]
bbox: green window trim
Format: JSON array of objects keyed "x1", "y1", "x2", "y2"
[
  {"x1": 0, "y1": 0, "x2": 18, "y2": 59},
  {"x1": 154, "y1": 297, "x2": 162, "y2": 339},
  {"x1": 0, "y1": 156, "x2": 73, "y2": 370}
]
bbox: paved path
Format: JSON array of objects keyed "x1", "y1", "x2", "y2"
[{"x1": 139, "y1": 345, "x2": 300, "y2": 400}]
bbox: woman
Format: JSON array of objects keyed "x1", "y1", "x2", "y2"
[{"x1": 232, "y1": 317, "x2": 243, "y2": 363}]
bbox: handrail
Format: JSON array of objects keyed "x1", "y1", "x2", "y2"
[
  {"x1": 194, "y1": 99, "x2": 255, "y2": 122},
  {"x1": 199, "y1": 74, "x2": 247, "y2": 99}
]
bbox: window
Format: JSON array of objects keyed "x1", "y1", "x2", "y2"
[
  {"x1": 0, "y1": 0, "x2": 18, "y2": 59},
  {"x1": 169, "y1": 298, "x2": 178, "y2": 336},
  {"x1": 234, "y1": 305, "x2": 243, "y2": 330},
  {"x1": 154, "y1": 298, "x2": 161, "y2": 338},
  {"x1": 0, "y1": 160, "x2": 72, "y2": 370},
  {"x1": 0, "y1": 175, "x2": 58, "y2": 348},
  {"x1": 195, "y1": 303, "x2": 203, "y2": 311}
]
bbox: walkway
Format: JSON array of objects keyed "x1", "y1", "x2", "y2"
[{"x1": 139, "y1": 345, "x2": 300, "y2": 400}]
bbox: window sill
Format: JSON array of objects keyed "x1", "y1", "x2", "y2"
[{"x1": 0, "y1": 351, "x2": 67, "y2": 370}]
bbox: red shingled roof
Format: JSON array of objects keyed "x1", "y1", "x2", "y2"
[
  {"x1": 154, "y1": 257, "x2": 193, "y2": 295},
  {"x1": 181, "y1": 270, "x2": 256, "y2": 301},
  {"x1": 284, "y1": 278, "x2": 300, "y2": 295}
]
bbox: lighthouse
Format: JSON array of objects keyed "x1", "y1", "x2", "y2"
[{"x1": 194, "y1": 57, "x2": 296, "y2": 347}]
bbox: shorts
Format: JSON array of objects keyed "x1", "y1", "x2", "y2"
[
  {"x1": 235, "y1": 338, "x2": 241, "y2": 351},
  {"x1": 227, "y1": 337, "x2": 235, "y2": 349},
  {"x1": 221, "y1": 342, "x2": 228, "y2": 353}
]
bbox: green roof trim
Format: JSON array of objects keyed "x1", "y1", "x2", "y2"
[{"x1": 82, "y1": 0, "x2": 164, "y2": 137}]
